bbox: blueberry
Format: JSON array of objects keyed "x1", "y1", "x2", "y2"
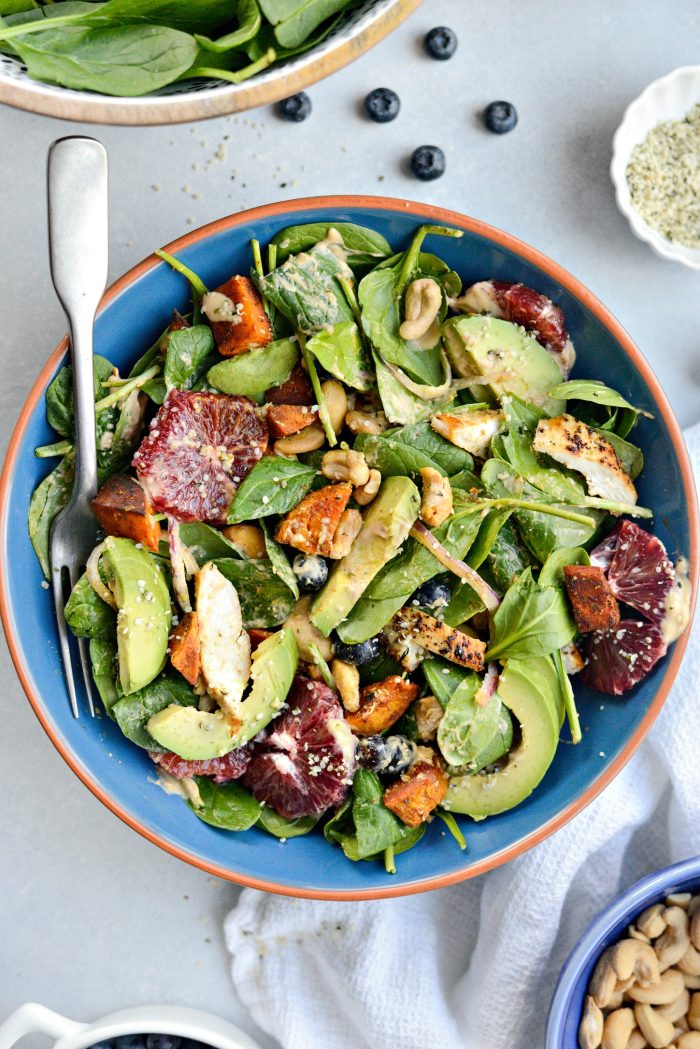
[
  {"x1": 277, "y1": 92, "x2": 312, "y2": 122},
  {"x1": 409, "y1": 145, "x2": 445, "y2": 181},
  {"x1": 146, "y1": 1037, "x2": 180, "y2": 1049},
  {"x1": 358, "y1": 734, "x2": 416, "y2": 776},
  {"x1": 113, "y1": 1038, "x2": 146, "y2": 1049},
  {"x1": 410, "y1": 578, "x2": 451, "y2": 611},
  {"x1": 89, "y1": 1042, "x2": 115, "y2": 1049},
  {"x1": 292, "y1": 553, "x2": 328, "y2": 592},
  {"x1": 364, "y1": 87, "x2": 400, "y2": 123},
  {"x1": 483, "y1": 100, "x2": 518, "y2": 134},
  {"x1": 332, "y1": 635, "x2": 382, "y2": 666},
  {"x1": 424, "y1": 26, "x2": 458, "y2": 60}
]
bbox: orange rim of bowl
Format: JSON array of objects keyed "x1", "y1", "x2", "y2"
[
  {"x1": 2, "y1": 195, "x2": 697, "y2": 900},
  {"x1": 0, "y1": 0, "x2": 422, "y2": 127}
]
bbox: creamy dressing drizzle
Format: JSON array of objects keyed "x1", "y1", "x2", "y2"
[
  {"x1": 201, "y1": 291, "x2": 242, "y2": 325},
  {"x1": 661, "y1": 556, "x2": 692, "y2": 645},
  {"x1": 153, "y1": 770, "x2": 203, "y2": 808}
]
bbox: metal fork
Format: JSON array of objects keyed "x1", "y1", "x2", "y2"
[{"x1": 48, "y1": 136, "x2": 109, "y2": 718}]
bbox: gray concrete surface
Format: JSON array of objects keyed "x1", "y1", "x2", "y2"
[{"x1": 1, "y1": 0, "x2": 699, "y2": 1045}]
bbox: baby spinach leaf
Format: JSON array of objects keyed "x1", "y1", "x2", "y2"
[
  {"x1": 257, "y1": 808, "x2": 319, "y2": 838},
  {"x1": 227, "y1": 456, "x2": 316, "y2": 524},
  {"x1": 271, "y1": 221, "x2": 392, "y2": 267},
  {"x1": 64, "y1": 573, "x2": 116, "y2": 640},
  {"x1": 190, "y1": 777, "x2": 261, "y2": 831},
  {"x1": 437, "y1": 672, "x2": 502, "y2": 767},
  {"x1": 28, "y1": 450, "x2": 75, "y2": 577},
  {"x1": 466, "y1": 508, "x2": 512, "y2": 570},
  {"x1": 112, "y1": 673, "x2": 198, "y2": 751},
  {"x1": 159, "y1": 522, "x2": 243, "y2": 563},
  {"x1": 306, "y1": 321, "x2": 373, "y2": 392},
  {"x1": 260, "y1": 0, "x2": 348, "y2": 48},
  {"x1": 194, "y1": 0, "x2": 260, "y2": 51},
  {"x1": 538, "y1": 546, "x2": 589, "y2": 588},
  {"x1": 355, "y1": 432, "x2": 446, "y2": 479},
  {"x1": 592, "y1": 427, "x2": 644, "y2": 480},
  {"x1": 422, "y1": 657, "x2": 467, "y2": 708},
  {"x1": 549, "y1": 379, "x2": 653, "y2": 418},
  {"x1": 92, "y1": 0, "x2": 236, "y2": 33},
  {"x1": 0, "y1": 0, "x2": 39, "y2": 13},
  {"x1": 442, "y1": 580, "x2": 484, "y2": 627},
  {"x1": 46, "y1": 354, "x2": 114, "y2": 438},
  {"x1": 325, "y1": 770, "x2": 425, "y2": 862},
  {"x1": 487, "y1": 517, "x2": 534, "y2": 591},
  {"x1": 486, "y1": 567, "x2": 576, "y2": 661},
  {"x1": 13, "y1": 24, "x2": 200, "y2": 96},
  {"x1": 373, "y1": 351, "x2": 446, "y2": 425},
  {"x1": 383, "y1": 421, "x2": 474, "y2": 476},
  {"x1": 261, "y1": 520, "x2": 299, "y2": 600},
  {"x1": 212, "y1": 558, "x2": 296, "y2": 627},
  {"x1": 255, "y1": 246, "x2": 353, "y2": 335},
  {"x1": 207, "y1": 337, "x2": 298, "y2": 401},
  {"x1": 163, "y1": 324, "x2": 214, "y2": 391},
  {"x1": 89, "y1": 638, "x2": 120, "y2": 713},
  {"x1": 97, "y1": 388, "x2": 147, "y2": 482}
]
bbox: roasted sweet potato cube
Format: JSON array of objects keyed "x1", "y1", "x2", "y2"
[
  {"x1": 265, "y1": 366, "x2": 313, "y2": 406},
  {"x1": 169, "y1": 611, "x2": 200, "y2": 686},
  {"x1": 92, "y1": 474, "x2": 161, "y2": 552},
  {"x1": 383, "y1": 758, "x2": 448, "y2": 828},
  {"x1": 345, "y1": 675, "x2": 420, "y2": 736},
  {"x1": 267, "y1": 403, "x2": 319, "y2": 439},
  {"x1": 275, "y1": 482, "x2": 353, "y2": 557},
  {"x1": 564, "y1": 564, "x2": 620, "y2": 633},
  {"x1": 209, "y1": 275, "x2": 273, "y2": 357}
]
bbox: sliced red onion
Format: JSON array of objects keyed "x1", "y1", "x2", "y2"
[
  {"x1": 167, "y1": 517, "x2": 194, "y2": 613},
  {"x1": 410, "y1": 522, "x2": 500, "y2": 613},
  {"x1": 381, "y1": 351, "x2": 453, "y2": 401},
  {"x1": 85, "y1": 541, "x2": 117, "y2": 610},
  {"x1": 474, "y1": 662, "x2": 499, "y2": 707}
]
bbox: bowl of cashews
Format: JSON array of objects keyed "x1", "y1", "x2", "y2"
[{"x1": 547, "y1": 856, "x2": 700, "y2": 1049}]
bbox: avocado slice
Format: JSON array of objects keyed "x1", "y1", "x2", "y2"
[
  {"x1": 101, "y1": 537, "x2": 171, "y2": 696},
  {"x1": 442, "y1": 658, "x2": 559, "y2": 819},
  {"x1": 443, "y1": 315, "x2": 565, "y2": 416},
  {"x1": 147, "y1": 627, "x2": 298, "y2": 760},
  {"x1": 310, "y1": 475, "x2": 420, "y2": 637}
]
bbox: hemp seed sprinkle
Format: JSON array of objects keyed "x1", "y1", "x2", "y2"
[{"x1": 626, "y1": 103, "x2": 700, "y2": 247}]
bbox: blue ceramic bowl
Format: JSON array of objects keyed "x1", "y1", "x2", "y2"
[
  {"x1": 1, "y1": 197, "x2": 697, "y2": 899},
  {"x1": 547, "y1": 856, "x2": 700, "y2": 1048}
]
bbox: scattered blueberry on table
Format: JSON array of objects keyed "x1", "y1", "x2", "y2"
[
  {"x1": 277, "y1": 92, "x2": 312, "y2": 122},
  {"x1": 332, "y1": 635, "x2": 382, "y2": 666},
  {"x1": 364, "y1": 87, "x2": 401, "y2": 123},
  {"x1": 424, "y1": 26, "x2": 458, "y2": 61},
  {"x1": 90, "y1": 1036, "x2": 212, "y2": 1049},
  {"x1": 483, "y1": 100, "x2": 518, "y2": 134},
  {"x1": 410, "y1": 144, "x2": 446, "y2": 181}
]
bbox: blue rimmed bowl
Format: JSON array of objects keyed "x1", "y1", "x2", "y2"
[
  {"x1": 1, "y1": 195, "x2": 697, "y2": 899},
  {"x1": 547, "y1": 856, "x2": 700, "y2": 1048}
]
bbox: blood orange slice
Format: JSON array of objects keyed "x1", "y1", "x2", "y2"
[
  {"x1": 150, "y1": 747, "x2": 251, "y2": 783},
  {"x1": 605, "y1": 520, "x2": 676, "y2": 626},
  {"x1": 243, "y1": 677, "x2": 356, "y2": 819},
  {"x1": 580, "y1": 619, "x2": 667, "y2": 695},
  {"x1": 133, "y1": 391, "x2": 267, "y2": 525}
]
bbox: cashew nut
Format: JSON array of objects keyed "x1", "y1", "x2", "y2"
[
  {"x1": 321, "y1": 449, "x2": 370, "y2": 487},
  {"x1": 354, "y1": 468, "x2": 382, "y2": 506},
  {"x1": 690, "y1": 994, "x2": 700, "y2": 1030},
  {"x1": 275, "y1": 422, "x2": 325, "y2": 455},
  {"x1": 638, "y1": 905, "x2": 668, "y2": 941},
  {"x1": 419, "y1": 466, "x2": 453, "y2": 528},
  {"x1": 634, "y1": 1003, "x2": 677, "y2": 1048},
  {"x1": 321, "y1": 379, "x2": 347, "y2": 435},
  {"x1": 688, "y1": 898, "x2": 700, "y2": 921},
  {"x1": 591, "y1": 949, "x2": 621, "y2": 1009},
  {"x1": 222, "y1": 523, "x2": 266, "y2": 560},
  {"x1": 690, "y1": 911, "x2": 700, "y2": 952},
  {"x1": 345, "y1": 408, "x2": 388, "y2": 435},
  {"x1": 414, "y1": 694, "x2": 444, "y2": 741},
  {"x1": 625, "y1": 1030, "x2": 648, "y2": 1049},
  {"x1": 399, "y1": 278, "x2": 442, "y2": 340},
  {"x1": 678, "y1": 1033, "x2": 700, "y2": 1049},
  {"x1": 329, "y1": 508, "x2": 362, "y2": 559},
  {"x1": 657, "y1": 909, "x2": 692, "y2": 972},
  {"x1": 612, "y1": 940, "x2": 661, "y2": 988},
  {"x1": 679, "y1": 946, "x2": 700, "y2": 977},
  {"x1": 602, "y1": 1009, "x2": 636, "y2": 1049},
  {"x1": 669, "y1": 895, "x2": 693, "y2": 911},
  {"x1": 284, "y1": 595, "x2": 333, "y2": 662},
  {"x1": 331, "y1": 658, "x2": 360, "y2": 712},
  {"x1": 629, "y1": 926, "x2": 652, "y2": 945},
  {"x1": 579, "y1": 994, "x2": 605, "y2": 1049},
  {"x1": 685, "y1": 976, "x2": 700, "y2": 990},
  {"x1": 628, "y1": 969, "x2": 685, "y2": 1005},
  {"x1": 658, "y1": 991, "x2": 691, "y2": 1023}
]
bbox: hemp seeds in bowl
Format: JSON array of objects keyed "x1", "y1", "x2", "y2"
[{"x1": 611, "y1": 65, "x2": 700, "y2": 268}]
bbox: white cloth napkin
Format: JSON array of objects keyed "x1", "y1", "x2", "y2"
[{"x1": 224, "y1": 424, "x2": 700, "y2": 1049}]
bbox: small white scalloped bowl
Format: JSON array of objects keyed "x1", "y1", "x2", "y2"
[{"x1": 611, "y1": 65, "x2": 700, "y2": 269}]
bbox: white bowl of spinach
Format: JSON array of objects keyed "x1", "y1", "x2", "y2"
[{"x1": 0, "y1": 0, "x2": 419, "y2": 125}]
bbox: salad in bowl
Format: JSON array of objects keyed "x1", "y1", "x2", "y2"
[{"x1": 15, "y1": 210, "x2": 693, "y2": 888}]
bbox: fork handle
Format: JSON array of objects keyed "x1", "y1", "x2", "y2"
[{"x1": 47, "y1": 137, "x2": 109, "y2": 501}]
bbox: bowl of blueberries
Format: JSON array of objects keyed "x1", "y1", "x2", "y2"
[{"x1": 0, "y1": 1004, "x2": 261, "y2": 1049}]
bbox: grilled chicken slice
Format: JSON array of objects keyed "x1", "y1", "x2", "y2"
[
  {"x1": 431, "y1": 408, "x2": 504, "y2": 458},
  {"x1": 194, "y1": 562, "x2": 251, "y2": 722},
  {"x1": 384, "y1": 607, "x2": 486, "y2": 672},
  {"x1": 533, "y1": 414, "x2": 637, "y2": 505}
]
